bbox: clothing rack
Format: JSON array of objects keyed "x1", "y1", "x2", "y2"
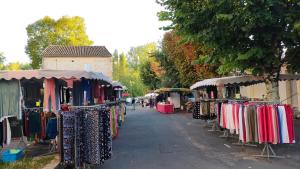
[
  {"x1": 217, "y1": 100, "x2": 288, "y2": 158},
  {"x1": 248, "y1": 100, "x2": 281, "y2": 104},
  {"x1": 253, "y1": 143, "x2": 284, "y2": 159},
  {"x1": 70, "y1": 104, "x2": 107, "y2": 110},
  {"x1": 22, "y1": 107, "x2": 43, "y2": 110}
]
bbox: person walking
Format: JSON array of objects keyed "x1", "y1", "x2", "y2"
[
  {"x1": 141, "y1": 98, "x2": 144, "y2": 107},
  {"x1": 132, "y1": 97, "x2": 136, "y2": 110}
]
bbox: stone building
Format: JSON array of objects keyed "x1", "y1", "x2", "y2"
[{"x1": 42, "y1": 45, "x2": 112, "y2": 78}]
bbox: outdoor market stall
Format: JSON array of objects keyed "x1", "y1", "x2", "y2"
[
  {"x1": 0, "y1": 69, "x2": 119, "y2": 166},
  {"x1": 190, "y1": 74, "x2": 300, "y2": 158},
  {"x1": 154, "y1": 88, "x2": 193, "y2": 114},
  {"x1": 156, "y1": 102, "x2": 174, "y2": 114}
]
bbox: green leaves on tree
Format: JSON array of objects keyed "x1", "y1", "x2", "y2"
[{"x1": 25, "y1": 16, "x2": 93, "y2": 69}]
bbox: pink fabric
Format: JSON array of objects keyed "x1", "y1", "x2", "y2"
[
  {"x1": 284, "y1": 105, "x2": 295, "y2": 143},
  {"x1": 257, "y1": 106, "x2": 267, "y2": 143},
  {"x1": 43, "y1": 79, "x2": 57, "y2": 113},
  {"x1": 65, "y1": 79, "x2": 74, "y2": 88},
  {"x1": 93, "y1": 82, "x2": 101, "y2": 103},
  {"x1": 234, "y1": 104, "x2": 240, "y2": 134},
  {"x1": 266, "y1": 105, "x2": 274, "y2": 143},
  {"x1": 99, "y1": 87, "x2": 105, "y2": 103},
  {"x1": 222, "y1": 104, "x2": 227, "y2": 128}
]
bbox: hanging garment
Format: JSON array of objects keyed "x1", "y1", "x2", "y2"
[
  {"x1": 28, "y1": 111, "x2": 42, "y2": 135},
  {"x1": 100, "y1": 87, "x2": 105, "y2": 103},
  {"x1": 271, "y1": 106, "x2": 279, "y2": 144},
  {"x1": 193, "y1": 102, "x2": 201, "y2": 119},
  {"x1": 60, "y1": 108, "x2": 112, "y2": 167},
  {"x1": 40, "y1": 112, "x2": 47, "y2": 139},
  {"x1": 0, "y1": 80, "x2": 21, "y2": 119},
  {"x1": 93, "y1": 81, "x2": 101, "y2": 104},
  {"x1": 3, "y1": 118, "x2": 12, "y2": 145},
  {"x1": 238, "y1": 105, "x2": 244, "y2": 142},
  {"x1": 73, "y1": 81, "x2": 84, "y2": 106},
  {"x1": 278, "y1": 106, "x2": 289, "y2": 143},
  {"x1": 22, "y1": 111, "x2": 30, "y2": 137},
  {"x1": 284, "y1": 105, "x2": 295, "y2": 143},
  {"x1": 22, "y1": 80, "x2": 43, "y2": 108},
  {"x1": 43, "y1": 79, "x2": 57, "y2": 113},
  {"x1": 257, "y1": 106, "x2": 267, "y2": 143},
  {"x1": 266, "y1": 105, "x2": 275, "y2": 143},
  {"x1": 82, "y1": 79, "x2": 92, "y2": 105},
  {"x1": 0, "y1": 121, "x2": 2, "y2": 147},
  {"x1": 246, "y1": 105, "x2": 258, "y2": 142},
  {"x1": 46, "y1": 118, "x2": 58, "y2": 139},
  {"x1": 7, "y1": 116, "x2": 22, "y2": 139}
]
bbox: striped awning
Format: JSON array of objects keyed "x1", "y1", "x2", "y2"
[
  {"x1": 154, "y1": 88, "x2": 192, "y2": 93},
  {"x1": 190, "y1": 74, "x2": 300, "y2": 90},
  {"x1": 0, "y1": 69, "x2": 112, "y2": 84}
]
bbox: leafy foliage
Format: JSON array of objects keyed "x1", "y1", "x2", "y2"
[
  {"x1": 140, "y1": 60, "x2": 161, "y2": 90},
  {"x1": 0, "y1": 52, "x2": 5, "y2": 70},
  {"x1": 153, "y1": 50, "x2": 181, "y2": 88},
  {"x1": 25, "y1": 16, "x2": 93, "y2": 69},
  {"x1": 112, "y1": 50, "x2": 149, "y2": 97},
  {"x1": 161, "y1": 32, "x2": 218, "y2": 87},
  {"x1": 157, "y1": 0, "x2": 300, "y2": 80}
]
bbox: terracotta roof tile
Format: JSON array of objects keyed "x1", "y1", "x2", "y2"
[{"x1": 42, "y1": 45, "x2": 112, "y2": 57}]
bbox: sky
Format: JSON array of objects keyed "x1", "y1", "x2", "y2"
[{"x1": 0, "y1": 0, "x2": 167, "y2": 63}]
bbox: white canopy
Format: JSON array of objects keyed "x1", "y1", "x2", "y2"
[
  {"x1": 144, "y1": 93, "x2": 159, "y2": 98},
  {"x1": 190, "y1": 74, "x2": 300, "y2": 90}
]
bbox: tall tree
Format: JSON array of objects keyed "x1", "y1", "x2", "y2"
[
  {"x1": 153, "y1": 50, "x2": 181, "y2": 88},
  {"x1": 158, "y1": 0, "x2": 300, "y2": 100},
  {"x1": 112, "y1": 49, "x2": 120, "y2": 80},
  {"x1": 26, "y1": 16, "x2": 93, "y2": 69},
  {"x1": 112, "y1": 51, "x2": 148, "y2": 97},
  {"x1": 127, "y1": 42, "x2": 157, "y2": 69},
  {"x1": 140, "y1": 60, "x2": 161, "y2": 90},
  {"x1": 162, "y1": 32, "x2": 217, "y2": 87},
  {"x1": 0, "y1": 52, "x2": 5, "y2": 70}
]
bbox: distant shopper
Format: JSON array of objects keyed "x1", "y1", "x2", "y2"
[
  {"x1": 141, "y1": 99, "x2": 144, "y2": 107},
  {"x1": 132, "y1": 97, "x2": 136, "y2": 110}
]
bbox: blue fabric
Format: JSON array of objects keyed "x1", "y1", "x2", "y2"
[
  {"x1": 82, "y1": 79, "x2": 92, "y2": 104},
  {"x1": 73, "y1": 81, "x2": 83, "y2": 106},
  {"x1": 46, "y1": 118, "x2": 57, "y2": 139},
  {"x1": 277, "y1": 106, "x2": 282, "y2": 143}
]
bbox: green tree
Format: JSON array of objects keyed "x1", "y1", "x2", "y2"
[
  {"x1": 0, "y1": 52, "x2": 5, "y2": 70},
  {"x1": 112, "y1": 49, "x2": 120, "y2": 80},
  {"x1": 162, "y1": 32, "x2": 217, "y2": 87},
  {"x1": 158, "y1": 0, "x2": 300, "y2": 100},
  {"x1": 127, "y1": 42, "x2": 157, "y2": 69},
  {"x1": 153, "y1": 50, "x2": 181, "y2": 88},
  {"x1": 20, "y1": 63, "x2": 32, "y2": 70},
  {"x1": 112, "y1": 51, "x2": 148, "y2": 97},
  {"x1": 140, "y1": 60, "x2": 161, "y2": 90},
  {"x1": 119, "y1": 53, "x2": 129, "y2": 77},
  {"x1": 26, "y1": 16, "x2": 93, "y2": 69},
  {"x1": 5, "y1": 62, "x2": 21, "y2": 70}
]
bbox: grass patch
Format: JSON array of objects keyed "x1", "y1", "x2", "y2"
[{"x1": 0, "y1": 155, "x2": 55, "y2": 169}]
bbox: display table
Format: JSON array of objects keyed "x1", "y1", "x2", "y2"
[{"x1": 156, "y1": 103, "x2": 174, "y2": 114}]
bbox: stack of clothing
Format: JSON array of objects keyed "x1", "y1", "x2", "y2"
[{"x1": 59, "y1": 107, "x2": 112, "y2": 168}]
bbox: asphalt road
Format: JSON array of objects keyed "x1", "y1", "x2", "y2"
[{"x1": 100, "y1": 106, "x2": 300, "y2": 169}]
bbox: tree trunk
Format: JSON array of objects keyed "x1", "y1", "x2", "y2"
[{"x1": 265, "y1": 78, "x2": 280, "y2": 101}]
